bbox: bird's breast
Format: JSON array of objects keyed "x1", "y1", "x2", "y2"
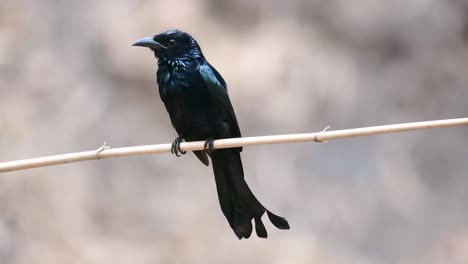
[
  {"x1": 157, "y1": 68, "x2": 190, "y2": 98},
  {"x1": 160, "y1": 84, "x2": 214, "y2": 136}
]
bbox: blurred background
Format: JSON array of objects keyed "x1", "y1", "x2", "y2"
[{"x1": 1, "y1": 0, "x2": 468, "y2": 263}]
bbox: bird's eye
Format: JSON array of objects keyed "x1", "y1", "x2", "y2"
[{"x1": 167, "y1": 39, "x2": 176, "y2": 47}]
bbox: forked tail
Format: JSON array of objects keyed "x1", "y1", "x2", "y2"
[{"x1": 211, "y1": 149, "x2": 289, "y2": 239}]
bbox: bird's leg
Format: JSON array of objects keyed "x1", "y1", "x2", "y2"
[
  {"x1": 171, "y1": 136, "x2": 186, "y2": 157},
  {"x1": 204, "y1": 138, "x2": 215, "y2": 156}
]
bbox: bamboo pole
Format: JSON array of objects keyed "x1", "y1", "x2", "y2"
[{"x1": 1, "y1": 117, "x2": 467, "y2": 173}]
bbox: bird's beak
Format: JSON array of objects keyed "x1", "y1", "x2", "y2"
[{"x1": 132, "y1": 37, "x2": 167, "y2": 50}]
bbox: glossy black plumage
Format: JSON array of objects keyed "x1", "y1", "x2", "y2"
[{"x1": 133, "y1": 30, "x2": 289, "y2": 239}]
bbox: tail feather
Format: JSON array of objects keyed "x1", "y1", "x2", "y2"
[
  {"x1": 267, "y1": 210, "x2": 290, "y2": 230},
  {"x1": 234, "y1": 214, "x2": 253, "y2": 239},
  {"x1": 211, "y1": 149, "x2": 289, "y2": 239},
  {"x1": 254, "y1": 217, "x2": 268, "y2": 238}
]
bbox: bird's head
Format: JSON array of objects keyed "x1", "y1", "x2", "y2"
[{"x1": 132, "y1": 30, "x2": 203, "y2": 62}]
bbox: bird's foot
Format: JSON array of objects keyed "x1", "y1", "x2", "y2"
[
  {"x1": 204, "y1": 138, "x2": 215, "y2": 155},
  {"x1": 171, "y1": 137, "x2": 186, "y2": 157}
]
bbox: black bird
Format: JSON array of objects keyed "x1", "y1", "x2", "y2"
[{"x1": 133, "y1": 30, "x2": 289, "y2": 239}]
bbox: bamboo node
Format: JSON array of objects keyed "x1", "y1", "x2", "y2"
[
  {"x1": 96, "y1": 142, "x2": 110, "y2": 159},
  {"x1": 314, "y1": 125, "x2": 331, "y2": 143}
]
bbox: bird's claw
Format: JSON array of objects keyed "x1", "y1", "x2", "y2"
[
  {"x1": 204, "y1": 138, "x2": 215, "y2": 155},
  {"x1": 171, "y1": 137, "x2": 186, "y2": 157}
]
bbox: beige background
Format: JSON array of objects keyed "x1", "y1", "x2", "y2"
[{"x1": 1, "y1": 0, "x2": 468, "y2": 263}]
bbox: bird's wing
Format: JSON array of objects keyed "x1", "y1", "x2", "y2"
[
  {"x1": 198, "y1": 62, "x2": 228, "y2": 91},
  {"x1": 198, "y1": 63, "x2": 242, "y2": 139},
  {"x1": 207, "y1": 62, "x2": 228, "y2": 92}
]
